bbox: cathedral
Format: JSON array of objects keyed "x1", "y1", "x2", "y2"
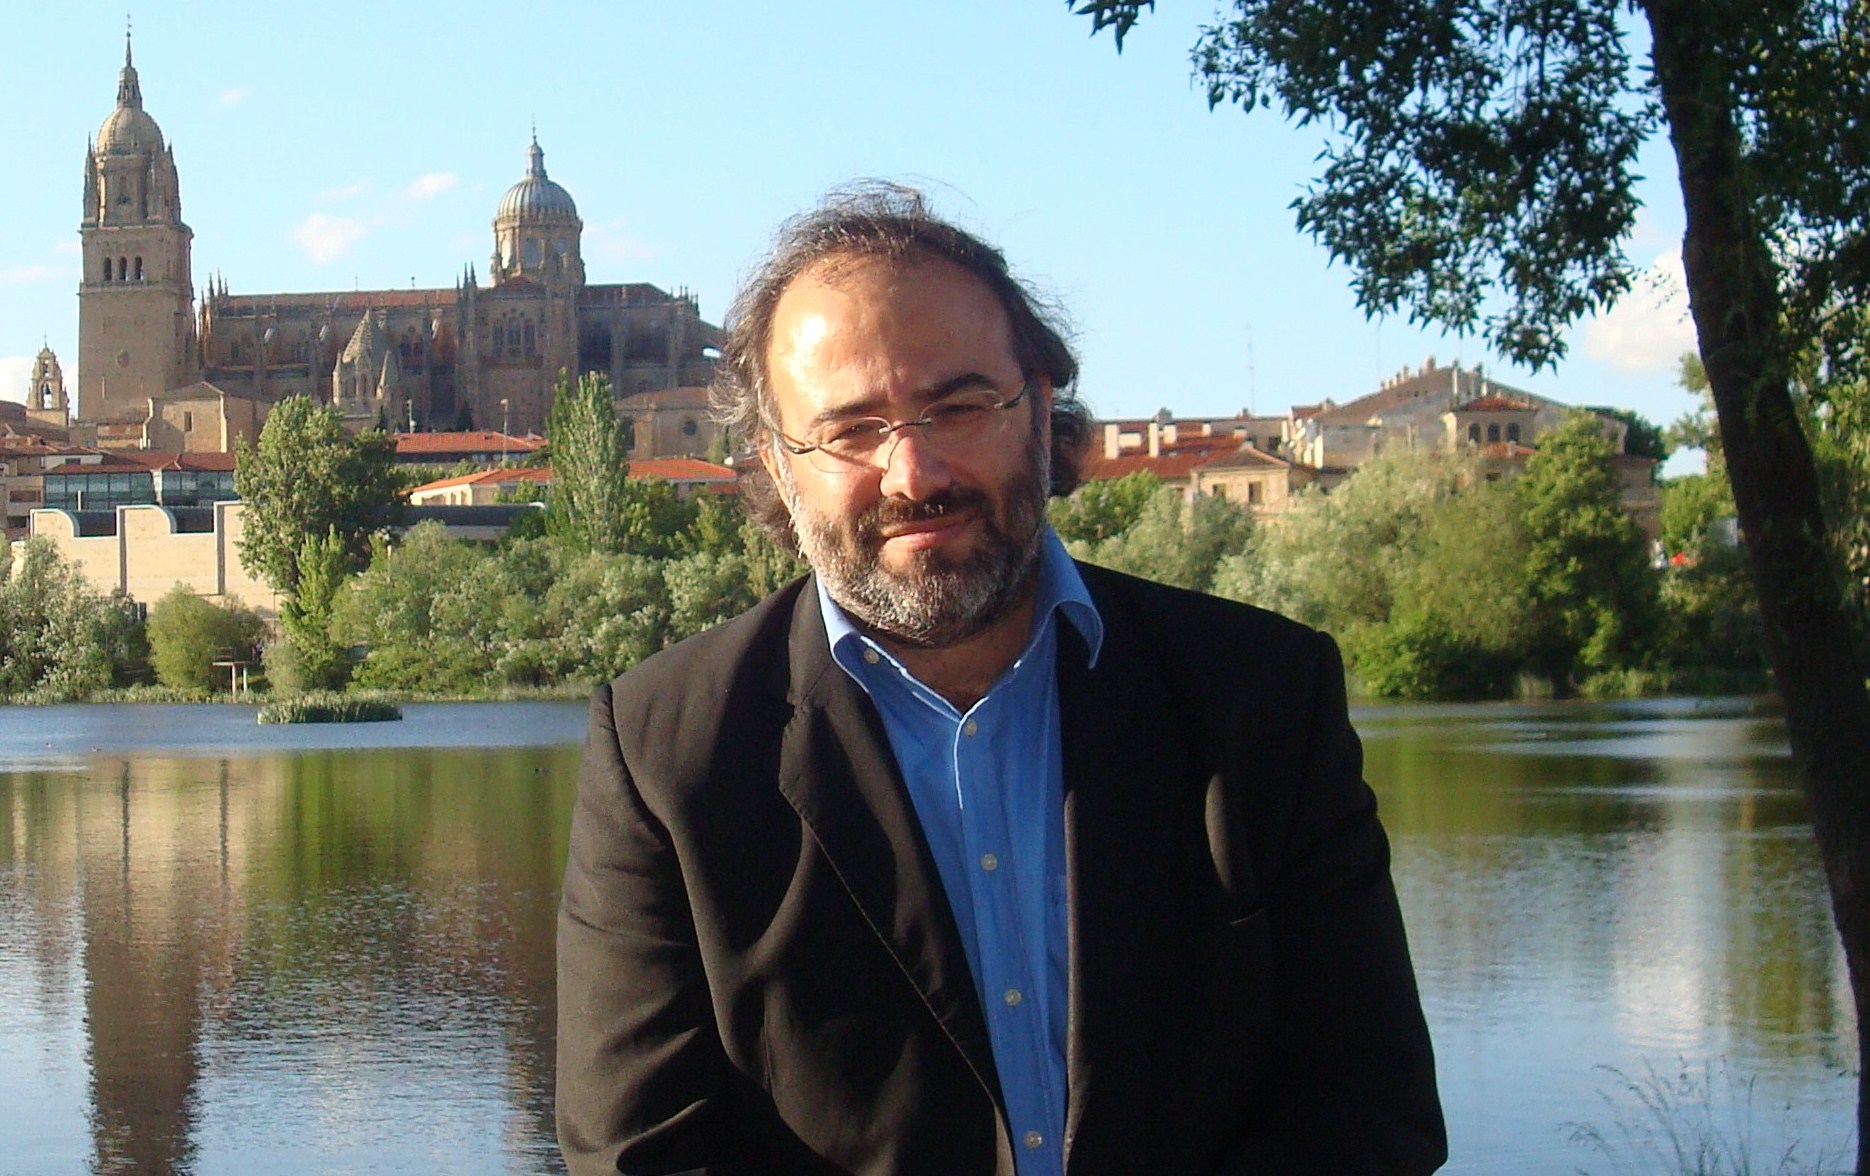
[{"x1": 75, "y1": 37, "x2": 721, "y2": 440}]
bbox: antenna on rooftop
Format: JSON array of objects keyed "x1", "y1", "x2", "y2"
[{"x1": 1245, "y1": 322, "x2": 1257, "y2": 418}]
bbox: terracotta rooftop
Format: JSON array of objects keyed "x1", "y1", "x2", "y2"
[
  {"x1": 627, "y1": 458, "x2": 736, "y2": 482},
  {"x1": 1459, "y1": 394, "x2": 1536, "y2": 412},
  {"x1": 394, "y1": 431, "x2": 545, "y2": 456},
  {"x1": 1197, "y1": 444, "x2": 1290, "y2": 471}
]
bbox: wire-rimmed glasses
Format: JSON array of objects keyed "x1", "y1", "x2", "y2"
[{"x1": 770, "y1": 379, "x2": 1031, "y2": 474}]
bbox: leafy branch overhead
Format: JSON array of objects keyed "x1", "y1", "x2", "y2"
[{"x1": 1073, "y1": 0, "x2": 1869, "y2": 378}]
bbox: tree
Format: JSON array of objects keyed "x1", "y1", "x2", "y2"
[
  {"x1": 545, "y1": 371, "x2": 634, "y2": 554},
  {"x1": 276, "y1": 527, "x2": 354, "y2": 692},
  {"x1": 146, "y1": 585, "x2": 266, "y2": 692},
  {"x1": 1048, "y1": 470, "x2": 1163, "y2": 544},
  {"x1": 234, "y1": 395, "x2": 402, "y2": 595},
  {"x1": 1515, "y1": 412, "x2": 1660, "y2": 690},
  {"x1": 1075, "y1": 2, "x2": 1870, "y2": 1157},
  {"x1": 1065, "y1": 486, "x2": 1253, "y2": 594},
  {"x1": 0, "y1": 538, "x2": 146, "y2": 700}
]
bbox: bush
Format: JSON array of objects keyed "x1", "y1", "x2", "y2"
[
  {"x1": 146, "y1": 585, "x2": 267, "y2": 692},
  {"x1": 257, "y1": 691, "x2": 402, "y2": 724}
]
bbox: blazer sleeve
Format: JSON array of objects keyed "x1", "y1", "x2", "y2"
[
  {"x1": 556, "y1": 684, "x2": 747, "y2": 1176},
  {"x1": 1215, "y1": 631, "x2": 1447, "y2": 1175}
]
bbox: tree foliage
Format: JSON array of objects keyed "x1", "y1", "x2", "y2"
[
  {"x1": 1515, "y1": 411, "x2": 1659, "y2": 686},
  {"x1": 1063, "y1": 486, "x2": 1253, "y2": 594},
  {"x1": 147, "y1": 585, "x2": 266, "y2": 692},
  {"x1": 234, "y1": 396, "x2": 401, "y2": 595},
  {"x1": 1048, "y1": 470, "x2": 1162, "y2": 544},
  {"x1": 0, "y1": 539, "x2": 146, "y2": 700},
  {"x1": 545, "y1": 371, "x2": 635, "y2": 554}
]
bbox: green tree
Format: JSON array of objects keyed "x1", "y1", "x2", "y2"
[
  {"x1": 234, "y1": 395, "x2": 402, "y2": 595},
  {"x1": 1076, "y1": 4, "x2": 1870, "y2": 1147},
  {"x1": 1598, "y1": 408, "x2": 1669, "y2": 463},
  {"x1": 276, "y1": 527, "x2": 354, "y2": 692},
  {"x1": 0, "y1": 538, "x2": 146, "y2": 700},
  {"x1": 1516, "y1": 412, "x2": 1660, "y2": 690},
  {"x1": 1066, "y1": 486, "x2": 1252, "y2": 594},
  {"x1": 545, "y1": 371, "x2": 634, "y2": 554},
  {"x1": 146, "y1": 585, "x2": 266, "y2": 692},
  {"x1": 1047, "y1": 470, "x2": 1162, "y2": 544}
]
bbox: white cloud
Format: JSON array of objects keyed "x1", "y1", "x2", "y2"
[
  {"x1": 401, "y1": 172, "x2": 459, "y2": 201},
  {"x1": 585, "y1": 219, "x2": 659, "y2": 265},
  {"x1": 315, "y1": 181, "x2": 372, "y2": 205},
  {"x1": 1579, "y1": 250, "x2": 1696, "y2": 373},
  {"x1": 0, "y1": 263, "x2": 63, "y2": 284},
  {"x1": 0, "y1": 356, "x2": 31, "y2": 405},
  {"x1": 292, "y1": 213, "x2": 368, "y2": 263},
  {"x1": 217, "y1": 87, "x2": 250, "y2": 109}
]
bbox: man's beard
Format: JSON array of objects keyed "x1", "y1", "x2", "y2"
[{"x1": 786, "y1": 433, "x2": 1050, "y2": 649}]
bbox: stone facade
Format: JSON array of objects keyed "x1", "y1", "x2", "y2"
[
  {"x1": 76, "y1": 39, "x2": 721, "y2": 448},
  {"x1": 26, "y1": 501, "x2": 280, "y2": 614}
]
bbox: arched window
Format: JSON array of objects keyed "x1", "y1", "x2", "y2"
[
  {"x1": 134, "y1": 257, "x2": 144, "y2": 281},
  {"x1": 1487, "y1": 424, "x2": 1501, "y2": 443},
  {"x1": 1506, "y1": 423, "x2": 1521, "y2": 443},
  {"x1": 523, "y1": 322, "x2": 536, "y2": 355},
  {"x1": 117, "y1": 257, "x2": 128, "y2": 281},
  {"x1": 100, "y1": 257, "x2": 112, "y2": 282},
  {"x1": 1467, "y1": 423, "x2": 1480, "y2": 444},
  {"x1": 492, "y1": 325, "x2": 505, "y2": 353}
]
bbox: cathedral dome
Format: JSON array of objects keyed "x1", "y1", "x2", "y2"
[
  {"x1": 98, "y1": 105, "x2": 163, "y2": 155},
  {"x1": 97, "y1": 38, "x2": 163, "y2": 156},
  {"x1": 496, "y1": 137, "x2": 579, "y2": 224}
]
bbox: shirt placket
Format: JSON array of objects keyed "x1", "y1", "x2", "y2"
[{"x1": 954, "y1": 690, "x2": 1060, "y2": 1175}]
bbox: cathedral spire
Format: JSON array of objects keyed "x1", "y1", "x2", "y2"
[{"x1": 117, "y1": 25, "x2": 143, "y2": 110}]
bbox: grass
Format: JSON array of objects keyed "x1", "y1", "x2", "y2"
[
  {"x1": 256, "y1": 691, "x2": 403, "y2": 724},
  {"x1": 1566, "y1": 1059, "x2": 1852, "y2": 1175}
]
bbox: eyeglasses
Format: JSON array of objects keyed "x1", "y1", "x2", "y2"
[{"x1": 770, "y1": 379, "x2": 1031, "y2": 473}]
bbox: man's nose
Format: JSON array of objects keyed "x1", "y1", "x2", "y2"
[{"x1": 877, "y1": 424, "x2": 955, "y2": 499}]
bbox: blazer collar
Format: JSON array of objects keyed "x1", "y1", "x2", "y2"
[{"x1": 770, "y1": 577, "x2": 1004, "y2": 1110}]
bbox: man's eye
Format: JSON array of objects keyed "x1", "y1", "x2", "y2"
[
  {"x1": 821, "y1": 419, "x2": 886, "y2": 446},
  {"x1": 927, "y1": 401, "x2": 990, "y2": 426}
]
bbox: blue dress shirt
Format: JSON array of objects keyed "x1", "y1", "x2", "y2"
[{"x1": 818, "y1": 529, "x2": 1103, "y2": 1176}]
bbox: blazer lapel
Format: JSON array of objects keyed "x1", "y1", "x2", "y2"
[
  {"x1": 1058, "y1": 571, "x2": 1194, "y2": 1168},
  {"x1": 770, "y1": 583, "x2": 1003, "y2": 1109}
]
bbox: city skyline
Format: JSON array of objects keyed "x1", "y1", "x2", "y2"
[{"x1": 0, "y1": 6, "x2": 1698, "y2": 461}]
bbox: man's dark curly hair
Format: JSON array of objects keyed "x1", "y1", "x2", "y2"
[{"x1": 710, "y1": 183, "x2": 1092, "y2": 547}]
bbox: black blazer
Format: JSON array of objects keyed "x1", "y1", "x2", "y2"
[{"x1": 557, "y1": 563, "x2": 1446, "y2": 1175}]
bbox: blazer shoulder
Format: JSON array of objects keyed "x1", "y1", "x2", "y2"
[{"x1": 594, "y1": 575, "x2": 808, "y2": 759}]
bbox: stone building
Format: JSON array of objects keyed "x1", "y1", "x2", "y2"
[{"x1": 75, "y1": 38, "x2": 722, "y2": 448}]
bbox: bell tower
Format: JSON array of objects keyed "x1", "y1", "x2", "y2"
[{"x1": 77, "y1": 33, "x2": 197, "y2": 424}]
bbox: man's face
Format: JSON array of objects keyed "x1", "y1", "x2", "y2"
[{"x1": 761, "y1": 253, "x2": 1052, "y2": 648}]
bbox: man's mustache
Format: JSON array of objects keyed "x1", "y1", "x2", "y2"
[{"x1": 859, "y1": 487, "x2": 992, "y2": 537}]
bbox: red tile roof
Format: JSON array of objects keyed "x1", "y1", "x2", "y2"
[
  {"x1": 627, "y1": 458, "x2": 736, "y2": 482},
  {"x1": 1459, "y1": 394, "x2": 1536, "y2": 412},
  {"x1": 394, "y1": 431, "x2": 544, "y2": 456}
]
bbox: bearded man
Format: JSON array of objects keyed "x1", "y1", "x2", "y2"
[{"x1": 556, "y1": 186, "x2": 1446, "y2": 1176}]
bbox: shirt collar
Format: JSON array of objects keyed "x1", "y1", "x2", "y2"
[{"x1": 817, "y1": 525, "x2": 1104, "y2": 674}]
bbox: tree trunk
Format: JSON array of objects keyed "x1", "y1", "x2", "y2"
[{"x1": 1645, "y1": 2, "x2": 1870, "y2": 1168}]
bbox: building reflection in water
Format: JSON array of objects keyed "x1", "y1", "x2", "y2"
[{"x1": 1, "y1": 743, "x2": 575, "y2": 1175}]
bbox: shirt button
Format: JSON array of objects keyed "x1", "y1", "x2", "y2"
[
  {"x1": 862, "y1": 648, "x2": 880, "y2": 665},
  {"x1": 980, "y1": 853, "x2": 998, "y2": 872},
  {"x1": 962, "y1": 718, "x2": 978, "y2": 737},
  {"x1": 1024, "y1": 1131, "x2": 1044, "y2": 1149},
  {"x1": 1003, "y1": 988, "x2": 1022, "y2": 1007}
]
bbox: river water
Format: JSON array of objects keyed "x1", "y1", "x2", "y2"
[{"x1": 0, "y1": 698, "x2": 1856, "y2": 1173}]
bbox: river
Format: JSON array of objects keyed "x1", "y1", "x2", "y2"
[{"x1": 0, "y1": 698, "x2": 1855, "y2": 1173}]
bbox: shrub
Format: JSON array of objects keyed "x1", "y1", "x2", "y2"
[{"x1": 146, "y1": 585, "x2": 267, "y2": 692}]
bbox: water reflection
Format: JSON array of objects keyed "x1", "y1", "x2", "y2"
[
  {"x1": 0, "y1": 698, "x2": 1855, "y2": 1173},
  {"x1": 0, "y1": 711, "x2": 583, "y2": 1176},
  {"x1": 1359, "y1": 699, "x2": 1856, "y2": 1171}
]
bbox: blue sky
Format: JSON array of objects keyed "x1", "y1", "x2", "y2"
[{"x1": 0, "y1": 3, "x2": 1700, "y2": 454}]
